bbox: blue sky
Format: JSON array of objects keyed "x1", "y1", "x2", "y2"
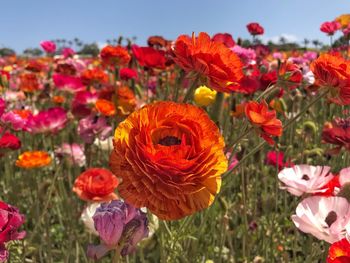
[{"x1": 0, "y1": 0, "x2": 349, "y2": 52}]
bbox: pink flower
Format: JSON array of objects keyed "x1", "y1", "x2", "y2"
[
  {"x1": 0, "y1": 201, "x2": 26, "y2": 261},
  {"x1": 320, "y1": 21, "x2": 341, "y2": 36},
  {"x1": 55, "y1": 143, "x2": 86, "y2": 167},
  {"x1": 265, "y1": 151, "x2": 293, "y2": 170},
  {"x1": 26, "y1": 107, "x2": 68, "y2": 134},
  {"x1": 62, "y1": 47, "x2": 75, "y2": 58},
  {"x1": 231, "y1": 45, "x2": 256, "y2": 65},
  {"x1": 1, "y1": 111, "x2": 30, "y2": 131},
  {"x1": 3, "y1": 91, "x2": 26, "y2": 102},
  {"x1": 40, "y1": 40, "x2": 56, "y2": 53},
  {"x1": 77, "y1": 115, "x2": 112, "y2": 144},
  {"x1": 278, "y1": 165, "x2": 334, "y2": 196},
  {"x1": 53, "y1": 73, "x2": 85, "y2": 93},
  {"x1": 292, "y1": 196, "x2": 350, "y2": 243}
]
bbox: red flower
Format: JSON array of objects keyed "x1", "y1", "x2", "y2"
[
  {"x1": 238, "y1": 76, "x2": 260, "y2": 94},
  {"x1": 265, "y1": 151, "x2": 293, "y2": 170},
  {"x1": 212, "y1": 33, "x2": 235, "y2": 48},
  {"x1": 173, "y1": 32, "x2": 243, "y2": 93},
  {"x1": 131, "y1": 45, "x2": 167, "y2": 69},
  {"x1": 73, "y1": 168, "x2": 119, "y2": 202},
  {"x1": 120, "y1": 68, "x2": 137, "y2": 80},
  {"x1": 247, "y1": 22, "x2": 264, "y2": 36},
  {"x1": 260, "y1": 71, "x2": 278, "y2": 90},
  {"x1": 322, "y1": 118, "x2": 350, "y2": 154},
  {"x1": 316, "y1": 176, "x2": 341, "y2": 197},
  {"x1": 278, "y1": 62, "x2": 303, "y2": 88},
  {"x1": 327, "y1": 238, "x2": 350, "y2": 263},
  {"x1": 245, "y1": 100, "x2": 283, "y2": 145},
  {"x1": 321, "y1": 21, "x2": 341, "y2": 36}
]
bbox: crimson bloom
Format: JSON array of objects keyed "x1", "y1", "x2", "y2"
[
  {"x1": 245, "y1": 100, "x2": 283, "y2": 145},
  {"x1": 212, "y1": 33, "x2": 235, "y2": 48},
  {"x1": 322, "y1": 117, "x2": 350, "y2": 154},
  {"x1": 131, "y1": 45, "x2": 167, "y2": 69},
  {"x1": 0, "y1": 201, "x2": 26, "y2": 262},
  {"x1": 172, "y1": 32, "x2": 243, "y2": 93},
  {"x1": 320, "y1": 21, "x2": 341, "y2": 36},
  {"x1": 246, "y1": 22, "x2": 264, "y2": 36}
]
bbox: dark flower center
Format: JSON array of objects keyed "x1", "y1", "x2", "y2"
[
  {"x1": 335, "y1": 118, "x2": 350, "y2": 129},
  {"x1": 301, "y1": 174, "x2": 310, "y2": 181},
  {"x1": 158, "y1": 136, "x2": 181, "y2": 146},
  {"x1": 325, "y1": 211, "x2": 337, "y2": 227}
]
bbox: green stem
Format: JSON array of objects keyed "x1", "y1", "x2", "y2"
[{"x1": 210, "y1": 92, "x2": 225, "y2": 124}]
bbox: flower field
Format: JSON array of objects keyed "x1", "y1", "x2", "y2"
[{"x1": 2, "y1": 15, "x2": 350, "y2": 263}]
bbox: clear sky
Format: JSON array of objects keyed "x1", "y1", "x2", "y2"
[{"x1": 1, "y1": 0, "x2": 349, "y2": 52}]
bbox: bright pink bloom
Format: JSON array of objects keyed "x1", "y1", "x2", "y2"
[
  {"x1": 1, "y1": 111, "x2": 31, "y2": 131},
  {"x1": 0, "y1": 99, "x2": 5, "y2": 117},
  {"x1": 62, "y1": 47, "x2": 75, "y2": 58},
  {"x1": 77, "y1": 115, "x2": 112, "y2": 144},
  {"x1": 320, "y1": 21, "x2": 341, "y2": 36},
  {"x1": 55, "y1": 143, "x2": 86, "y2": 167},
  {"x1": 53, "y1": 73, "x2": 85, "y2": 93},
  {"x1": 26, "y1": 107, "x2": 68, "y2": 134},
  {"x1": 40, "y1": 40, "x2": 56, "y2": 53}
]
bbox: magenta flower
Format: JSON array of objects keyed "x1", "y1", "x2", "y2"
[
  {"x1": 62, "y1": 47, "x2": 75, "y2": 58},
  {"x1": 320, "y1": 21, "x2": 341, "y2": 36},
  {"x1": 87, "y1": 200, "x2": 148, "y2": 260},
  {"x1": 0, "y1": 129, "x2": 21, "y2": 155},
  {"x1": 120, "y1": 68, "x2": 138, "y2": 81},
  {"x1": 0, "y1": 201, "x2": 26, "y2": 262},
  {"x1": 292, "y1": 196, "x2": 350, "y2": 243},
  {"x1": 26, "y1": 107, "x2": 68, "y2": 134},
  {"x1": 1, "y1": 111, "x2": 30, "y2": 131},
  {"x1": 72, "y1": 91, "x2": 98, "y2": 118},
  {"x1": 40, "y1": 40, "x2": 56, "y2": 53},
  {"x1": 77, "y1": 115, "x2": 112, "y2": 144},
  {"x1": 53, "y1": 73, "x2": 85, "y2": 93},
  {"x1": 55, "y1": 143, "x2": 86, "y2": 167}
]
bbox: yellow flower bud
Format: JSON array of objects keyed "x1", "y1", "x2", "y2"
[{"x1": 194, "y1": 85, "x2": 216, "y2": 107}]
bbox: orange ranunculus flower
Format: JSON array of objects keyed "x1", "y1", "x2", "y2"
[
  {"x1": 116, "y1": 86, "x2": 137, "y2": 116},
  {"x1": 73, "y1": 168, "x2": 119, "y2": 202},
  {"x1": 95, "y1": 99, "x2": 116, "y2": 116},
  {"x1": 109, "y1": 101, "x2": 227, "y2": 220},
  {"x1": 16, "y1": 151, "x2": 52, "y2": 169},
  {"x1": 81, "y1": 68, "x2": 108, "y2": 86},
  {"x1": 327, "y1": 238, "x2": 350, "y2": 263},
  {"x1": 245, "y1": 100, "x2": 283, "y2": 145},
  {"x1": 310, "y1": 54, "x2": 350, "y2": 105},
  {"x1": 335, "y1": 14, "x2": 350, "y2": 28},
  {"x1": 52, "y1": 95, "x2": 65, "y2": 104},
  {"x1": 100, "y1": 45, "x2": 131, "y2": 66},
  {"x1": 173, "y1": 32, "x2": 243, "y2": 93},
  {"x1": 19, "y1": 73, "x2": 40, "y2": 93}
]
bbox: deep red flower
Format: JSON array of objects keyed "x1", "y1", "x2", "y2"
[
  {"x1": 212, "y1": 33, "x2": 235, "y2": 48},
  {"x1": 120, "y1": 68, "x2": 138, "y2": 80},
  {"x1": 322, "y1": 118, "x2": 350, "y2": 154},
  {"x1": 260, "y1": 71, "x2": 278, "y2": 90},
  {"x1": 247, "y1": 22, "x2": 264, "y2": 36}
]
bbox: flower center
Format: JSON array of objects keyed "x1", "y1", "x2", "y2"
[
  {"x1": 325, "y1": 211, "x2": 337, "y2": 227},
  {"x1": 158, "y1": 136, "x2": 181, "y2": 146},
  {"x1": 301, "y1": 174, "x2": 310, "y2": 181}
]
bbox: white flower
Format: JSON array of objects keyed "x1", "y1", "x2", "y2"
[
  {"x1": 278, "y1": 165, "x2": 333, "y2": 196},
  {"x1": 80, "y1": 202, "x2": 101, "y2": 235},
  {"x1": 292, "y1": 196, "x2": 350, "y2": 243}
]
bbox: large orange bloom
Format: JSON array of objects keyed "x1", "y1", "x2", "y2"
[
  {"x1": 100, "y1": 45, "x2": 131, "y2": 66},
  {"x1": 73, "y1": 168, "x2": 119, "y2": 202},
  {"x1": 19, "y1": 73, "x2": 39, "y2": 93},
  {"x1": 172, "y1": 32, "x2": 243, "y2": 93},
  {"x1": 310, "y1": 54, "x2": 350, "y2": 105},
  {"x1": 109, "y1": 101, "x2": 227, "y2": 220},
  {"x1": 16, "y1": 151, "x2": 52, "y2": 169},
  {"x1": 245, "y1": 100, "x2": 283, "y2": 145}
]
